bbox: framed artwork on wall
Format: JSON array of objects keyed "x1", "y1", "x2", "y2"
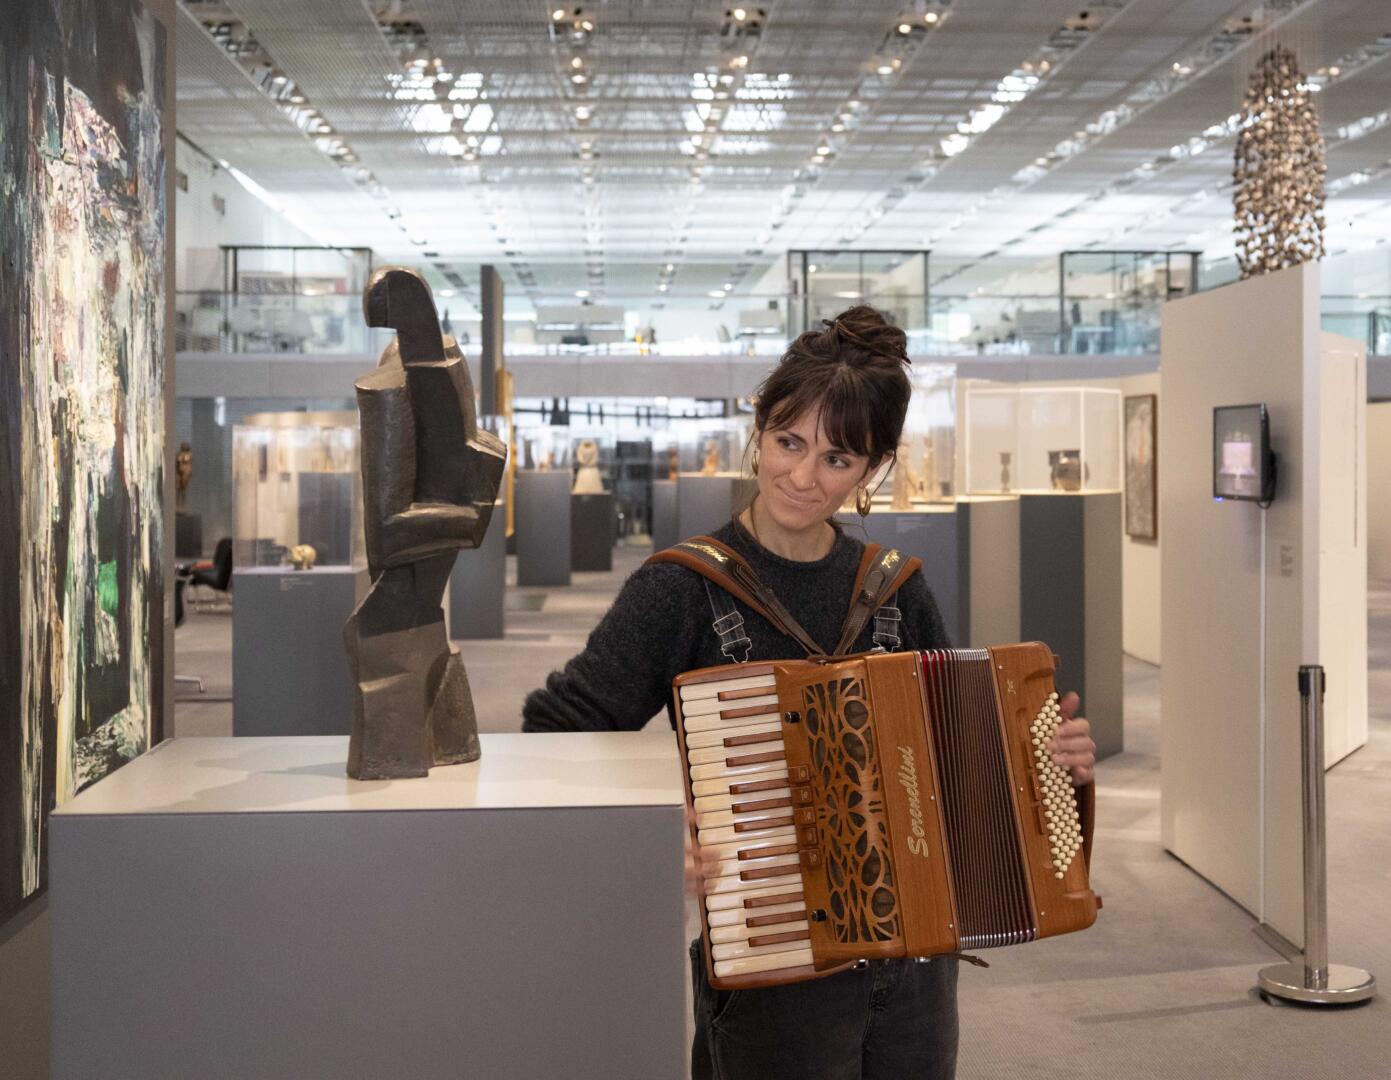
[
  {"x1": 0, "y1": 0, "x2": 167, "y2": 923},
  {"x1": 1124, "y1": 394, "x2": 1158, "y2": 540}
]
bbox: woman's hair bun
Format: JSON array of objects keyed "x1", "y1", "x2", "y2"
[{"x1": 821, "y1": 304, "x2": 909, "y2": 367}]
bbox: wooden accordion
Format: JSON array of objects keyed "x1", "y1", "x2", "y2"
[{"x1": 674, "y1": 643, "x2": 1100, "y2": 990}]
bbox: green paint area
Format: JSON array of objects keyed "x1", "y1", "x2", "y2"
[{"x1": 98, "y1": 560, "x2": 119, "y2": 616}]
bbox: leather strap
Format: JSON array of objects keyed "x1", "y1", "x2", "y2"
[
  {"x1": 648, "y1": 536, "x2": 921, "y2": 660},
  {"x1": 647, "y1": 537, "x2": 826, "y2": 657},
  {"x1": 832, "y1": 545, "x2": 923, "y2": 656}
]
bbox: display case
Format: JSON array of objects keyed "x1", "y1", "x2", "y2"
[
  {"x1": 879, "y1": 362, "x2": 958, "y2": 508},
  {"x1": 960, "y1": 383, "x2": 1121, "y2": 494},
  {"x1": 232, "y1": 410, "x2": 364, "y2": 568}
]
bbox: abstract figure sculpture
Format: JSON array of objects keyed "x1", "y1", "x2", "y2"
[
  {"x1": 344, "y1": 268, "x2": 506, "y2": 779},
  {"x1": 1233, "y1": 46, "x2": 1325, "y2": 279},
  {"x1": 175, "y1": 442, "x2": 193, "y2": 509},
  {"x1": 288, "y1": 544, "x2": 317, "y2": 571}
]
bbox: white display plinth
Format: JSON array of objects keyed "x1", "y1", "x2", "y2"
[{"x1": 50, "y1": 733, "x2": 687, "y2": 1080}]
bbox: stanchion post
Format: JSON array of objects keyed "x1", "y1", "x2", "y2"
[{"x1": 1256, "y1": 665, "x2": 1376, "y2": 1005}]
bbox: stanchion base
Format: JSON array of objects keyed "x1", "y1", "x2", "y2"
[{"x1": 1257, "y1": 962, "x2": 1376, "y2": 1005}]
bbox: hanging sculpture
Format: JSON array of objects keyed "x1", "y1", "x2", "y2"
[
  {"x1": 1233, "y1": 46, "x2": 1326, "y2": 278},
  {"x1": 343, "y1": 267, "x2": 506, "y2": 779}
]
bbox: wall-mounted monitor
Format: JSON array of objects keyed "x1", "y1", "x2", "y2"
[{"x1": 1213, "y1": 403, "x2": 1276, "y2": 503}]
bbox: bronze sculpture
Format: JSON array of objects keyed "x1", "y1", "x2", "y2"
[
  {"x1": 175, "y1": 442, "x2": 193, "y2": 509},
  {"x1": 343, "y1": 267, "x2": 506, "y2": 779}
]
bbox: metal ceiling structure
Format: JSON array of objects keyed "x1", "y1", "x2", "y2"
[{"x1": 174, "y1": 0, "x2": 1391, "y2": 302}]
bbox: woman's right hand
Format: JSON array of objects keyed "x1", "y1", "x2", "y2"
[{"x1": 684, "y1": 806, "x2": 719, "y2": 897}]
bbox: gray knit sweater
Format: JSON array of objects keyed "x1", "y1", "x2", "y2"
[{"x1": 521, "y1": 519, "x2": 951, "y2": 732}]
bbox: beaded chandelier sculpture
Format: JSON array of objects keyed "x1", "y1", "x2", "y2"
[{"x1": 1233, "y1": 46, "x2": 1326, "y2": 278}]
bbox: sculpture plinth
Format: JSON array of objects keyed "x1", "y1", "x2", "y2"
[{"x1": 344, "y1": 267, "x2": 506, "y2": 779}]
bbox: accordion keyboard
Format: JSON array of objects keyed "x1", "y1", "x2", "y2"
[{"x1": 678, "y1": 670, "x2": 815, "y2": 979}]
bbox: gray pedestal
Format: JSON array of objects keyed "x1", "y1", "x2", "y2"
[
  {"x1": 675, "y1": 473, "x2": 754, "y2": 541},
  {"x1": 175, "y1": 511, "x2": 203, "y2": 558},
  {"x1": 449, "y1": 499, "x2": 506, "y2": 639},
  {"x1": 571, "y1": 492, "x2": 616, "y2": 572},
  {"x1": 516, "y1": 470, "x2": 572, "y2": 587},
  {"x1": 1019, "y1": 492, "x2": 1123, "y2": 759},
  {"x1": 50, "y1": 734, "x2": 687, "y2": 1080},
  {"x1": 232, "y1": 566, "x2": 367, "y2": 736},
  {"x1": 651, "y1": 480, "x2": 678, "y2": 553}
]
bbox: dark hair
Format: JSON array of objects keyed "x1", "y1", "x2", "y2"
[{"x1": 754, "y1": 304, "x2": 911, "y2": 466}]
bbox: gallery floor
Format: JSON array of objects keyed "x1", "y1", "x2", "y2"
[{"x1": 174, "y1": 545, "x2": 1391, "y2": 1078}]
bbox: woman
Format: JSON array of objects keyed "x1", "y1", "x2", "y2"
[{"x1": 523, "y1": 305, "x2": 1096, "y2": 1080}]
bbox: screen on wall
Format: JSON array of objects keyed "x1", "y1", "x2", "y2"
[
  {"x1": 1212, "y1": 404, "x2": 1272, "y2": 502},
  {"x1": 0, "y1": 0, "x2": 167, "y2": 923}
]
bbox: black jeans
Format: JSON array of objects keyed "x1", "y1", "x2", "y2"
[{"x1": 690, "y1": 940, "x2": 959, "y2": 1080}]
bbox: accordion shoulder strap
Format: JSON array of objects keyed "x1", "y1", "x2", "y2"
[
  {"x1": 646, "y1": 537, "x2": 826, "y2": 657},
  {"x1": 833, "y1": 543, "x2": 922, "y2": 656}
]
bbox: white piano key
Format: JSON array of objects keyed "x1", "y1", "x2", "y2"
[
  {"x1": 689, "y1": 756, "x2": 787, "y2": 783},
  {"x1": 705, "y1": 884, "x2": 804, "y2": 912},
  {"x1": 696, "y1": 802, "x2": 795, "y2": 829},
  {"x1": 682, "y1": 709, "x2": 781, "y2": 735},
  {"x1": 698, "y1": 819, "x2": 794, "y2": 847},
  {"x1": 680, "y1": 675, "x2": 776, "y2": 702},
  {"x1": 685, "y1": 721, "x2": 783, "y2": 751},
  {"x1": 699, "y1": 830, "x2": 797, "y2": 865},
  {"x1": 706, "y1": 901, "x2": 807, "y2": 929},
  {"x1": 713, "y1": 947, "x2": 815, "y2": 980},
  {"x1": 681, "y1": 693, "x2": 779, "y2": 718},
  {"x1": 704, "y1": 851, "x2": 800, "y2": 881},
  {"x1": 691, "y1": 765, "x2": 788, "y2": 798},
  {"x1": 712, "y1": 934, "x2": 812, "y2": 962},
  {"x1": 693, "y1": 785, "x2": 792, "y2": 815},
  {"x1": 711, "y1": 918, "x2": 810, "y2": 945},
  {"x1": 686, "y1": 740, "x2": 786, "y2": 767},
  {"x1": 702, "y1": 870, "x2": 801, "y2": 896}
]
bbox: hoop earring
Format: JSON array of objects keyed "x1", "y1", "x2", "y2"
[
  {"x1": 750, "y1": 447, "x2": 760, "y2": 476},
  {"x1": 856, "y1": 485, "x2": 872, "y2": 516}
]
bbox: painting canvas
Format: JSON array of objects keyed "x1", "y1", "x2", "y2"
[
  {"x1": 1124, "y1": 394, "x2": 1157, "y2": 540},
  {"x1": 0, "y1": 0, "x2": 167, "y2": 922}
]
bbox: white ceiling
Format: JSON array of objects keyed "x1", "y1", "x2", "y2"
[{"x1": 174, "y1": 0, "x2": 1391, "y2": 302}]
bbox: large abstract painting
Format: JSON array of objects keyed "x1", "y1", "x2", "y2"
[
  {"x1": 0, "y1": 0, "x2": 167, "y2": 922},
  {"x1": 1124, "y1": 394, "x2": 1157, "y2": 541}
]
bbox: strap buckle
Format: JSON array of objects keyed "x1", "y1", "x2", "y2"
[{"x1": 872, "y1": 603, "x2": 902, "y2": 650}]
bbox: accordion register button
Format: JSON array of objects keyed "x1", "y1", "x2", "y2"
[
  {"x1": 793, "y1": 786, "x2": 814, "y2": 804},
  {"x1": 800, "y1": 849, "x2": 822, "y2": 869},
  {"x1": 798, "y1": 826, "x2": 818, "y2": 845},
  {"x1": 795, "y1": 807, "x2": 816, "y2": 825},
  {"x1": 790, "y1": 766, "x2": 811, "y2": 783}
]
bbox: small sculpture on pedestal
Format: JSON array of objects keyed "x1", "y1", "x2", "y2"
[
  {"x1": 1000, "y1": 451, "x2": 1012, "y2": 493},
  {"x1": 288, "y1": 544, "x2": 317, "y2": 571},
  {"x1": 572, "y1": 439, "x2": 605, "y2": 494},
  {"x1": 701, "y1": 440, "x2": 720, "y2": 476},
  {"x1": 343, "y1": 267, "x2": 506, "y2": 780},
  {"x1": 175, "y1": 442, "x2": 193, "y2": 509},
  {"x1": 666, "y1": 446, "x2": 680, "y2": 482}
]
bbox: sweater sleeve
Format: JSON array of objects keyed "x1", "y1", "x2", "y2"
[
  {"x1": 521, "y1": 562, "x2": 702, "y2": 732},
  {"x1": 895, "y1": 568, "x2": 952, "y2": 651}
]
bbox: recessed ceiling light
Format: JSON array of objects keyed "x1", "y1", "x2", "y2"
[
  {"x1": 898, "y1": 23, "x2": 911, "y2": 34},
  {"x1": 924, "y1": 11, "x2": 939, "y2": 24},
  {"x1": 571, "y1": 57, "x2": 584, "y2": 69},
  {"x1": 575, "y1": 289, "x2": 590, "y2": 298},
  {"x1": 552, "y1": 8, "x2": 565, "y2": 20}
]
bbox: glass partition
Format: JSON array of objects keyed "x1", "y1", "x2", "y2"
[
  {"x1": 786, "y1": 250, "x2": 928, "y2": 339},
  {"x1": 1059, "y1": 251, "x2": 1199, "y2": 355}
]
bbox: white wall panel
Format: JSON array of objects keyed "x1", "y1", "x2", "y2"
[{"x1": 1160, "y1": 263, "x2": 1367, "y2": 946}]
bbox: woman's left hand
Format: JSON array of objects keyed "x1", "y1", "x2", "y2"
[{"x1": 1047, "y1": 691, "x2": 1096, "y2": 787}]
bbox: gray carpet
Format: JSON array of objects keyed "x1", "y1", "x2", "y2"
[{"x1": 173, "y1": 554, "x2": 1391, "y2": 1077}]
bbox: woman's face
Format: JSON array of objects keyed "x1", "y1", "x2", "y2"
[{"x1": 755, "y1": 408, "x2": 875, "y2": 533}]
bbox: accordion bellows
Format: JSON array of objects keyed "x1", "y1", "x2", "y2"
[{"x1": 675, "y1": 644, "x2": 1100, "y2": 989}]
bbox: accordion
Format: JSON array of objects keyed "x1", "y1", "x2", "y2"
[{"x1": 674, "y1": 643, "x2": 1099, "y2": 990}]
